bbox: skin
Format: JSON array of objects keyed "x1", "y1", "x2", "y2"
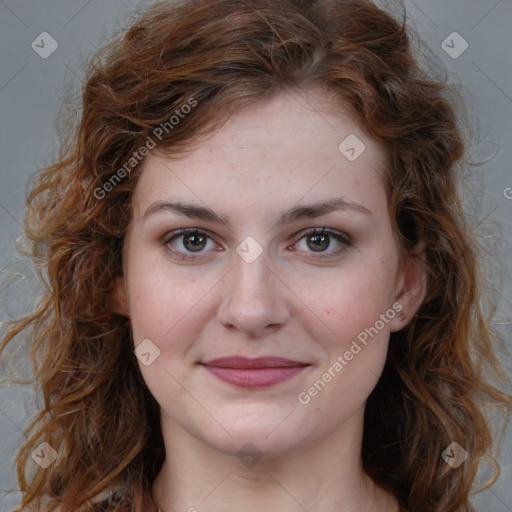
[{"x1": 113, "y1": 88, "x2": 427, "y2": 512}]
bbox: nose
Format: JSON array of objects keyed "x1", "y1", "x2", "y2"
[{"x1": 216, "y1": 249, "x2": 290, "y2": 338}]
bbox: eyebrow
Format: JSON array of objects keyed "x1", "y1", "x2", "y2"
[{"x1": 142, "y1": 197, "x2": 372, "y2": 227}]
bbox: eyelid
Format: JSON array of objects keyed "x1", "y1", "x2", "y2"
[
  {"x1": 292, "y1": 226, "x2": 351, "y2": 244},
  {"x1": 289, "y1": 226, "x2": 352, "y2": 259},
  {"x1": 162, "y1": 227, "x2": 216, "y2": 245},
  {"x1": 161, "y1": 228, "x2": 221, "y2": 260}
]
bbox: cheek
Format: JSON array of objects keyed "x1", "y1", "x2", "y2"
[
  {"x1": 302, "y1": 254, "x2": 397, "y2": 344},
  {"x1": 126, "y1": 261, "x2": 220, "y2": 408},
  {"x1": 295, "y1": 252, "x2": 397, "y2": 404},
  {"x1": 125, "y1": 250, "x2": 220, "y2": 355}
]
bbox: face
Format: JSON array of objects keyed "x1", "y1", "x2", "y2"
[{"x1": 114, "y1": 89, "x2": 425, "y2": 457}]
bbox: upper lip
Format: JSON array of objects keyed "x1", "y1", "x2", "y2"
[{"x1": 201, "y1": 356, "x2": 309, "y2": 369}]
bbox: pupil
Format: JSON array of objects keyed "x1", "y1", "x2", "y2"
[
  {"x1": 308, "y1": 234, "x2": 329, "y2": 252},
  {"x1": 185, "y1": 234, "x2": 206, "y2": 251}
]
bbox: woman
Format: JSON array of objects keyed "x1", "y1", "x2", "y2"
[{"x1": 1, "y1": 0, "x2": 510, "y2": 510}]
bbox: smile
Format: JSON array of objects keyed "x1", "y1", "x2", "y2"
[{"x1": 200, "y1": 356, "x2": 310, "y2": 388}]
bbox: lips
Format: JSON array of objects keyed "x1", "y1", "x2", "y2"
[
  {"x1": 200, "y1": 356, "x2": 310, "y2": 388},
  {"x1": 202, "y1": 356, "x2": 307, "y2": 369}
]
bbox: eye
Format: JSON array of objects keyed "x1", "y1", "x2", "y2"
[
  {"x1": 162, "y1": 226, "x2": 352, "y2": 261},
  {"x1": 162, "y1": 229, "x2": 219, "y2": 260},
  {"x1": 291, "y1": 227, "x2": 352, "y2": 260}
]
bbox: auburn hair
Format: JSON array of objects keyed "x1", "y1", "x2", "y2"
[{"x1": 1, "y1": 0, "x2": 510, "y2": 511}]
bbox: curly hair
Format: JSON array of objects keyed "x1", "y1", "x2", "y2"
[{"x1": 1, "y1": 0, "x2": 510, "y2": 511}]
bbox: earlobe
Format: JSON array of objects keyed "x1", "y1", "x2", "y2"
[
  {"x1": 389, "y1": 251, "x2": 427, "y2": 332},
  {"x1": 109, "y1": 275, "x2": 130, "y2": 317}
]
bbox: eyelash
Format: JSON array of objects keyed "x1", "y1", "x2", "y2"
[{"x1": 162, "y1": 227, "x2": 352, "y2": 261}]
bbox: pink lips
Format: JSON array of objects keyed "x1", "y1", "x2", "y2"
[{"x1": 200, "y1": 356, "x2": 309, "y2": 388}]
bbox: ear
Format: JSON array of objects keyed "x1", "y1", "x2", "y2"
[
  {"x1": 108, "y1": 275, "x2": 130, "y2": 317},
  {"x1": 389, "y1": 244, "x2": 427, "y2": 332}
]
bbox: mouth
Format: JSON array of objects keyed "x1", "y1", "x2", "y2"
[{"x1": 199, "y1": 356, "x2": 310, "y2": 388}]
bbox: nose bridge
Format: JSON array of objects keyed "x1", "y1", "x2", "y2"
[
  {"x1": 217, "y1": 246, "x2": 289, "y2": 335},
  {"x1": 233, "y1": 249, "x2": 272, "y2": 297},
  {"x1": 231, "y1": 234, "x2": 274, "y2": 297}
]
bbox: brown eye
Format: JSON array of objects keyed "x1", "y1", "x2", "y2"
[
  {"x1": 163, "y1": 229, "x2": 217, "y2": 260},
  {"x1": 306, "y1": 233, "x2": 330, "y2": 252},
  {"x1": 294, "y1": 227, "x2": 352, "y2": 260},
  {"x1": 182, "y1": 232, "x2": 207, "y2": 252}
]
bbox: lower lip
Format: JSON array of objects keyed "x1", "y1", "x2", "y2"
[{"x1": 203, "y1": 366, "x2": 308, "y2": 388}]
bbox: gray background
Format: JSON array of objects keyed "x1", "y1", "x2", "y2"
[{"x1": 0, "y1": 0, "x2": 511, "y2": 510}]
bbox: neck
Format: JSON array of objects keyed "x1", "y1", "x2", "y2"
[{"x1": 152, "y1": 407, "x2": 398, "y2": 512}]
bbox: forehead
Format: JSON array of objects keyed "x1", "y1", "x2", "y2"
[{"x1": 132, "y1": 89, "x2": 387, "y2": 220}]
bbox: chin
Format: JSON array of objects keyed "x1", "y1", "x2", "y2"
[
  {"x1": 206, "y1": 429, "x2": 304, "y2": 461},
  {"x1": 192, "y1": 406, "x2": 318, "y2": 458}
]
